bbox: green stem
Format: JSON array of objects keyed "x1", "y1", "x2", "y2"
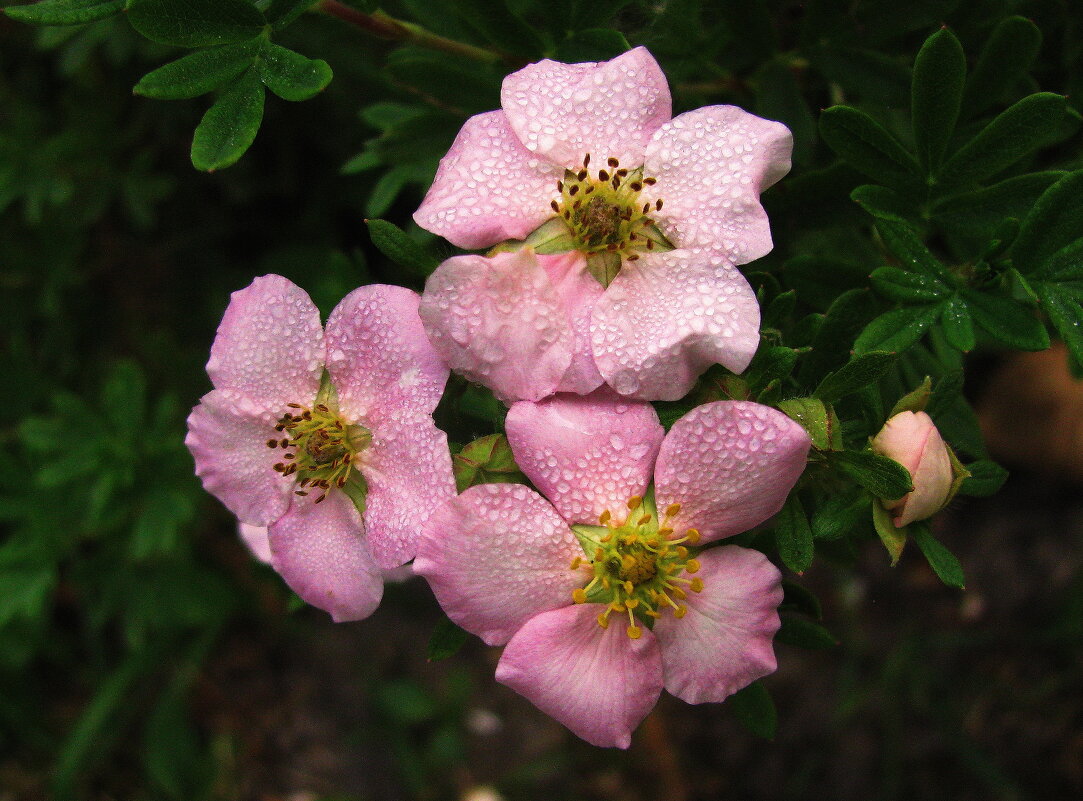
[{"x1": 315, "y1": 0, "x2": 514, "y2": 67}]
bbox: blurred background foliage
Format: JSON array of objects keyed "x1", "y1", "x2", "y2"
[{"x1": 1, "y1": 0, "x2": 1081, "y2": 799}]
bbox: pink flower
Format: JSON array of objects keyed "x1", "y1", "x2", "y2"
[
  {"x1": 186, "y1": 275, "x2": 454, "y2": 621},
  {"x1": 871, "y1": 411, "x2": 954, "y2": 527},
  {"x1": 414, "y1": 47, "x2": 792, "y2": 402},
  {"x1": 414, "y1": 391, "x2": 811, "y2": 747}
]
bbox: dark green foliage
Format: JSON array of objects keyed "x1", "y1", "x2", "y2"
[
  {"x1": 4, "y1": 0, "x2": 123, "y2": 25},
  {"x1": 190, "y1": 67, "x2": 265, "y2": 171}
]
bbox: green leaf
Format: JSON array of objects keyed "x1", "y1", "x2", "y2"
[
  {"x1": 889, "y1": 376, "x2": 932, "y2": 416},
  {"x1": 365, "y1": 218, "x2": 439, "y2": 276},
  {"x1": 962, "y1": 16, "x2": 1042, "y2": 118},
  {"x1": 731, "y1": 682, "x2": 777, "y2": 740},
  {"x1": 257, "y1": 42, "x2": 332, "y2": 101},
  {"x1": 850, "y1": 184, "x2": 920, "y2": 225},
  {"x1": 134, "y1": 39, "x2": 261, "y2": 100},
  {"x1": 1011, "y1": 171, "x2": 1083, "y2": 276},
  {"x1": 4, "y1": 0, "x2": 124, "y2": 25},
  {"x1": 127, "y1": 0, "x2": 267, "y2": 48},
  {"x1": 554, "y1": 28, "x2": 630, "y2": 62},
  {"x1": 1037, "y1": 238, "x2": 1083, "y2": 283},
  {"x1": 1038, "y1": 283, "x2": 1083, "y2": 367},
  {"x1": 875, "y1": 219, "x2": 953, "y2": 282},
  {"x1": 426, "y1": 618, "x2": 469, "y2": 662},
  {"x1": 853, "y1": 304, "x2": 941, "y2": 355},
  {"x1": 780, "y1": 579, "x2": 823, "y2": 619},
  {"x1": 962, "y1": 289, "x2": 1049, "y2": 350},
  {"x1": 775, "y1": 497, "x2": 814, "y2": 574},
  {"x1": 190, "y1": 68, "x2": 265, "y2": 171},
  {"x1": 264, "y1": 0, "x2": 316, "y2": 29},
  {"x1": 777, "y1": 397, "x2": 842, "y2": 451},
  {"x1": 937, "y1": 93, "x2": 1067, "y2": 187},
  {"x1": 869, "y1": 267, "x2": 947, "y2": 303},
  {"x1": 452, "y1": 0, "x2": 545, "y2": 57},
  {"x1": 958, "y1": 459, "x2": 1008, "y2": 497},
  {"x1": 819, "y1": 105, "x2": 921, "y2": 188},
  {"x1": 814, "y1": 351, "x2": 897, "y2": 403},
  {"x1": 830, "y1": 450, "x2": 913, "y2": 500},
  {"x1": 796, "y1": 288, "x2": 877, "y2": 385},
  {"x1": 912, "y1": 27, "x2": 966, "y2": 172},
  {"x1": 938, "y1": 295, "x2": 975, "y2": 352},
  {"x1": 755, "y1": 60, "x2": 816, "y2": 164},
  {"x1": 810, "y1": 490, "x2": 869, "y2": 541},
  {"x1": 805, "y1": 45, "x2": 911, "y2": 108},
  {"x1": 871, "y1": 499, "x2": 907, "y2": 565},
  {"x1": 775, "y1": 616, "x2": 837, "y2": 650},
  {"x1": 911, "y1": 523, "x2": 965, "y2": 588}
]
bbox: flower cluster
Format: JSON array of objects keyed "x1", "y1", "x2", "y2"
[{"x1": 187, "y1": 48, "x2": 827, "y2": 749}]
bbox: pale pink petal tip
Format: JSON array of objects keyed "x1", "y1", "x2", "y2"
[
  {"x1": 501, "y1": 47, "x2": 671, "y2": 169},
  {"x1": 654, "y1": 546, "x2": 783, "y2": 704},
  {"x1": 654, "y1": 400, "x2": 811, "y2": 542},
  {"x1": 505, "y1": 390, "x2": 663, "y2": 526},
  {"x1": 268, "y1": 492, "x2": 383, "y2": 623},
  {"x1": 412, "y1": 111, "x2": 559, "y2": 249},
  {"x1": 495, "y1": 604, "x2": 664, "y2": 748},
  {"x1": 419, "y1": 250, "x2": 573, "y2": 403},
  {"x1": 238, "y1": 523, "x2": 273, "y2": 564},
  {"x1": 413, "y1": 484, "x2": 583, "y2": 646},
  {"x1": 590, "y1": 251, "x2": 761, "y2": 401}
]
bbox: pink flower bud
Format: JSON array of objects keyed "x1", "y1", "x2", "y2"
[{"x1": 872, "y1": 411, "x2": 953, "y2": 527}]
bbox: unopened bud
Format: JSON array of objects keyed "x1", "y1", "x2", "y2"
[{"x1": 872, "y1": 411, "x2": 961, "y2": 527}]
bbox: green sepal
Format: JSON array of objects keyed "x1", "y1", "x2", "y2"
[
  {"x1": 911, "y1": 522, "x2": 965, "y2": 588},
  {"x1": 190, "y1": 68, "x2": 265, "y2": 172},
  {"x1": 871, "y1": 499, "x2": 907, "y2": 566},
  {"x1": 4, "y1": 0, "x2": 124, "y2": 25},
  {"x1": 257, "y1": 42, "x2": 332, "y2": 102},
  {"x1": 426, "y1": 618, "x2": 469, "y2": 662},
  {"x1": 134, "y1": 39, "x2": 262, "y2": 100},
  {"x1": 776, "y1": 397, "x2": 842, "y2": 451},
  {"x1": 889, "y1": 376, "x2": 932, "y2": 417},
  {"x1": 570, "y1": 524, "x2": 607, "y2": 556},
  {"x1": 943, "y1": 440, "x2": 971, "y2": 508},
  {"x1": 586, "y1": 251, "x2": 621, "y2": 287},
  {"x1": 523, "y1": 217, "x2": 576, "y2": 254},
  {"x1": 452, "y1": 434, "x2": 526, "y2": 493},
  {"x1": 341, "y1": 471, "x2": 368, "y2": 516}
]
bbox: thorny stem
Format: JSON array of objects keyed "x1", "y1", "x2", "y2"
[{"x1": 315, "y1": 0, "x2": 520, "y2": 68}]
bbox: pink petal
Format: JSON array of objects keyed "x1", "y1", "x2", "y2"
[
  {"x1": 653, "y1": 546, "x2": 782, "y2": 704},
  {"x1": 495, "y1": 604, "x2": 663, "y2": 749},
  {"x1": 536, "y1": 251, "x2": 605, "y2": 395},
  {"x1": 185, "y1": 390, "x2": 293, "y2": 526},
  {"x1": 654, "y1": 401, "x2": 810, "y2": 543},
  {"x1": 324, "y1": 284, "x2": 449, "y2": 426},
  {"x1": 206, "y1": 274, "x2": 324, "y2": 414},
  {"x1": 413, "y1": 484, "x2": 585, "y2": 646},
  {"x1": 643, "y1": 106, "x2": 792, "y2": 265},
  {"x1": 590, "y1": 250, "x2": 760, "y2": 400},
  {"x1": 238, "y1": 523, "x2": 273, "y2": 564},
  {"x1": 358, "y1": 413, "x2": 456, "y2": 569},
  {"x1": 500, "y1": 47, "x2": 671, "y2": 169},
  {"x1": 267, "y1": 491, "x2": 383, "y2": 622},
  {"x1": 505, "y1": 391, "x2": 663, "y2": 526},
  {"x1": 419, "y1": 250, "x2": 573, "y2": 403},
  {"x1": 413, "y1": 110, "x2": 560, "y2": 249}
]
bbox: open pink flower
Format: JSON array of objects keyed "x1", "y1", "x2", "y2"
[
  {"x1": 414, "y1": 47, "x2": 792, "y2": 402},
  {"x1": 414, "y1": 391, "x2": 810, "y2": 747},
  {"x1": 186, "y1": 275, "x2": 454, "y2": 622}
]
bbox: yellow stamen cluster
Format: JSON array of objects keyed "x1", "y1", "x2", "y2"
[
  {"x1": 570, "y1": 496, "x2": 704, "y2": 639},
  {"x1": 267, "y1": 402, "x2": 370, "y2": 503},
  {"x1": 550, "y1": 154, "x2": 668, "y2": 263}
]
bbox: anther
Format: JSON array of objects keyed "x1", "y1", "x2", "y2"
[
  {"x1": 638, "y1": 514, "x2": 652, "y2": 526},
  {"x1": 627, "y1": 496, "x2": 642, "y2": 511},
  {"x1": 572, "y1": 588, "x2": 587, "y2": 603},
  {"x1": 280, "y1": 439, "x2": 289, "y2": 447},
  {"x1": 598, "y1": 170, "x2": 609, "y2": 181},
  {"x1": 627, "y1": 255, "x2": 639, "y2": 261},
  {"x1": 674, "y1": 605, "x2": 687, "y2": 618},
  {"x1": 599, "y1": 510, "x2": 611, "y2": 525},
  {"x1": 686, "y1": 528, "x2": 701, "y2": 544},
  {"x1": 616, "y1": 168, "x2": 628, "y2": 177},
  {"x1": 551, "y1": 200, "x2": 559, "y2": 212},
  {"x1": 685, "y1": 558, "x2": 700, "y2": 573},
  {"x1": 577, "y1": 169, "x2": 588, "y2": 181},
  {"x1": 630, "y1": 181, "x2": 642, "y2": 191},
  {"x1": 626, "y1": 625, "x2": 642, "y2": 639},
  {"x1": 287, "y1": 403, "x2": 302, "y2": 408},
  {"x1": 569, "y1": 185, "x2": 579, "y2": 196},
  {"x1": 690, "y1": 577, "x2": 704, "y2": 592},
  {"x1": 314, "y1": 493, "x2": 326, "y2": 504},
  {"x1": 267, "y1": 439, "x2": 278, "y2": 448},
  {"x1": 273, "y1": 463, "x2": 285, "y2": 472},
  {"x1": 644, "y1": 177, "x2": 657, "y2": 185},
  {"x1": 607, "y1": 157, "x2": 619, "y2": 167},
  {"x1": 557, "y1": 180, "x2": 564, "y2": 191},
  {"x1": 583, "y1": 153, "x2": 591, "y2": 167},
  {"x1": 295, "y1": 490, "x2": 308, "y2": 496},
  {"x1": 656, "y1": 199, "x2": 664, "y2": 210},
  {"x1": 283, "y1": 453, "x2": 295, "y2": 460},
  {"x1": 316, "y1": 404, "x2": 329, "y2": 412}
]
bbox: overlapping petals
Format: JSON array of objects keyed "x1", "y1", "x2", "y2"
[
  {"x1": 414, "y1": 47, "x2": 791, "y2": 402},
  {"x1": 187, "y1": 276, "x2": 453, "y2": 621},
  {"x1": 416, "y1": 391, "x2": 811, "y2": 747}
]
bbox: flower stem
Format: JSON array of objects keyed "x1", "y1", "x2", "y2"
[{"x1": 315, "y1": 0, "x2": 515, "y2": 67}]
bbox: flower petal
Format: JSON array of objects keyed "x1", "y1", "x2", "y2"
[
  {"x1": 419, "y1": 250, "x2": 573, "y2": 403},
  {"x1": 206, "y1": 274, "x2": 324, "y2": 414},
  {"x1": 500, "y1": 47, "x2": 671, "y2": 169},
  {"x1": 185, "y1": 390, "x2": 293, "y2": 526},
  {"x1": 358, "y1": 413, "x2": 456, "y2": 569},
  {"x1": 413, "y1": 110, "x2": 560, "y2": 249},
  {"x1": 644, "y1": 106, "x2": 792, "y2": 265},
  {"x1": 495, "y1": 604, "x2": 663, "y2": 749},
  {"x1": 653, "y1": 546, "x2": 782, "y2": 704},
  {"x1": 536, "y1": 251, "x2": 606, "y2": 395},
  {"x1": 654, "y1": 401, "x2": 810, "y2": 542},
  {"x1": 267, "y1": 491, "x2": 383, "y2": 622},
  {"x1": 325, "y1": 284, "x2": 448, "y2": 425},
  {"x1": 413, "y1": 484, "x2": 584, "y2": 646},
  {"x1": 238, "y1": 523, "x2": 273, "y2": 564},
  {"x1": 590, "y1": 250, "x2": 760, "y2": 400},
  {"x1": 505, "y1": 391, "x2": 663, "y2": 525}
]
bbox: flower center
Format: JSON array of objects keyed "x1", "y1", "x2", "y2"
[
  {"x1": 549, "y1": 154, "x2": 674, "y2": 287},
  {"x1": 267, "y1": 402, "x2": 370, "y2": 504},
  {"x1": 570, "y1": 495, "x2": 703, "y2": 639}
]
